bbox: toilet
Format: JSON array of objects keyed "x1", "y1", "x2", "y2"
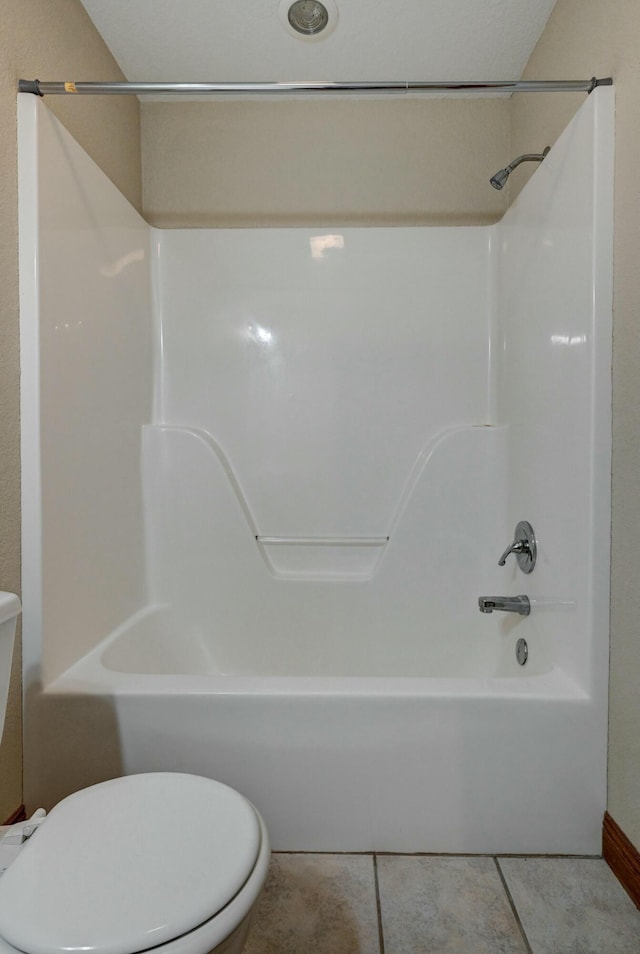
[{"x1": 0, "y1": 595, "x2": 270, "y2": 954}]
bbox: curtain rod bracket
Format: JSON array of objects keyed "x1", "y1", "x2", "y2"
[{"x1": 18, "y1": 79, "x2": 43, "y2": 96}]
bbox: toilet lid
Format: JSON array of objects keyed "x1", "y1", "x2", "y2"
[{"x1": 0, "y1": 774, "x2": 261, "y2": 954}]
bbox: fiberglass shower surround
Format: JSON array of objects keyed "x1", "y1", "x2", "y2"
[{"x1": 18, "y1": 88, "x2": 613, "y2": 853}]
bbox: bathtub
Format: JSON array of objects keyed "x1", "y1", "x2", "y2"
[{"x1": 32, "y1": 603, "x2": 603, "y2": 855}]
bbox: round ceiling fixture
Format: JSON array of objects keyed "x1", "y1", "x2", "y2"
[
  {"x1": 279, "y1": 0, "x2": 338, "y2": 41},
  {"x1": 288, "y1": 1, "x2": 328, "y2": 35}
]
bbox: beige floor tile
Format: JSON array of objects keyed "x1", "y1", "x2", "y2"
[
  {"x1": 377, "y1": 855, "x2": 528, "y2": 954},
  {"x1": 244, "y1": 853, "x2": 381, "y2": 954},
  {"x1": 498, "y1": 856, "x2": 640, "y2": 953}
]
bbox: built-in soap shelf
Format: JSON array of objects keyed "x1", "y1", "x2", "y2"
[
  {"x1": 256, "y1": 536, "x2": 389, "y2": 547},
  {"x1": 256, "y1": 535, "x2": 389, "y2": 579}
]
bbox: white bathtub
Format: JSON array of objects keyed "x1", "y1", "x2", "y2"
[{"x1": 33, "y1": 603, "x2": 603, "y2": 855}]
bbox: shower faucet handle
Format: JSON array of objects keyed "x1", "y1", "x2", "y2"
[
  {"x1": 498, "y1": 540, "x2": 528, "y2": 564},
  {"x1": 498, "y1": 521, "x2": 537, "y2": 574}
]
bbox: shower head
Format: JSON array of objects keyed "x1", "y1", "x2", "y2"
[
  {"x1": 489, "y1": 168, "x2": 511, "y2": 191},
  {"x1": 489, "y1": 146, "x2": 550, "y2": 190}
]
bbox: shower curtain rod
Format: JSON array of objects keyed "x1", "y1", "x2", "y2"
[{"x1": 18, "y1": 77, "x2": 612, "y2": 97}]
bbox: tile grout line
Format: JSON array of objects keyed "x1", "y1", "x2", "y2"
[
  {"x1": 272, "y1": 849, "x2": 600, "y2": 859},
  {"x1": 372, "y1": 854, "x2": 386, "y2": 954},
  {"x1": 494, "y1": 857, "x2": 534, "y2": 954}
]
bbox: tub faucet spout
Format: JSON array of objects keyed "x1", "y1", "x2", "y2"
[{"x1": 478, "y1": 595, "x2": 530, "y2": 616}]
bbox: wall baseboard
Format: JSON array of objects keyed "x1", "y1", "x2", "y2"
[
  {"x1": 2, "y1": 805, "x2": 26, "y2": 826},
  {"x1": 603, "y1": 812, "x2": 640, "y2": 909}
]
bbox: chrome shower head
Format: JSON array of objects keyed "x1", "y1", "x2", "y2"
[
  {"x1": 489, "y1": 146, "x2": 550, "y2": 191},
  {"x1": 489, "y1": 167, "x2": 510, "y2": 191}
]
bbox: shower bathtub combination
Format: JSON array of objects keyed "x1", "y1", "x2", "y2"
[{"x1": 18, "y1": 86, "x2": 613, "y2": 853}]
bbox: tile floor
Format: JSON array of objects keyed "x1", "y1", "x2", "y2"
[{"x1": 244, "y1": 853, "x2": 640, "y2": 953}]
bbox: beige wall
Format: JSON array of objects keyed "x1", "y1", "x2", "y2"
[
  {"x1": 142, "y1": 98, "x2": 510, "y2": 227},
  {"x1": 0, "y1": 0, "x2": 141, "y2": 822},
  {"x1": 511, "y1": 0, "x2": 640, "y2": 848}
]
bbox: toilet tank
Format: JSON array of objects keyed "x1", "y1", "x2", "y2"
[{"x1": 0, "y1": 593, "x2": 21, "y2": 738}]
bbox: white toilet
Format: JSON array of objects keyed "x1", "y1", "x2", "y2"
[{"x1": 0, "y1": 594, "x2": 270, "y2": 954}]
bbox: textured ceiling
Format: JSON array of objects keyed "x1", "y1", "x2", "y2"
[{"x1": 79, "y1": 0, "x2": 558, "y2": 90}]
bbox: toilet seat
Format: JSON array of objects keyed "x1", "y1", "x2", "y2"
[{"x1": 0, "y1": 774, "x2": 263, "y2": 954}]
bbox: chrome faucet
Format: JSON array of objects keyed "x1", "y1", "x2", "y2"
[
  {"x1": 478, "y1": 595, "x2": 531, "y2": 616},
  {"x1": 498, "y1": 538, "x2": 531, "y2": 566},
  {"x1": 498, "y1": 521, "x2": 536, "y2": 573}
]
